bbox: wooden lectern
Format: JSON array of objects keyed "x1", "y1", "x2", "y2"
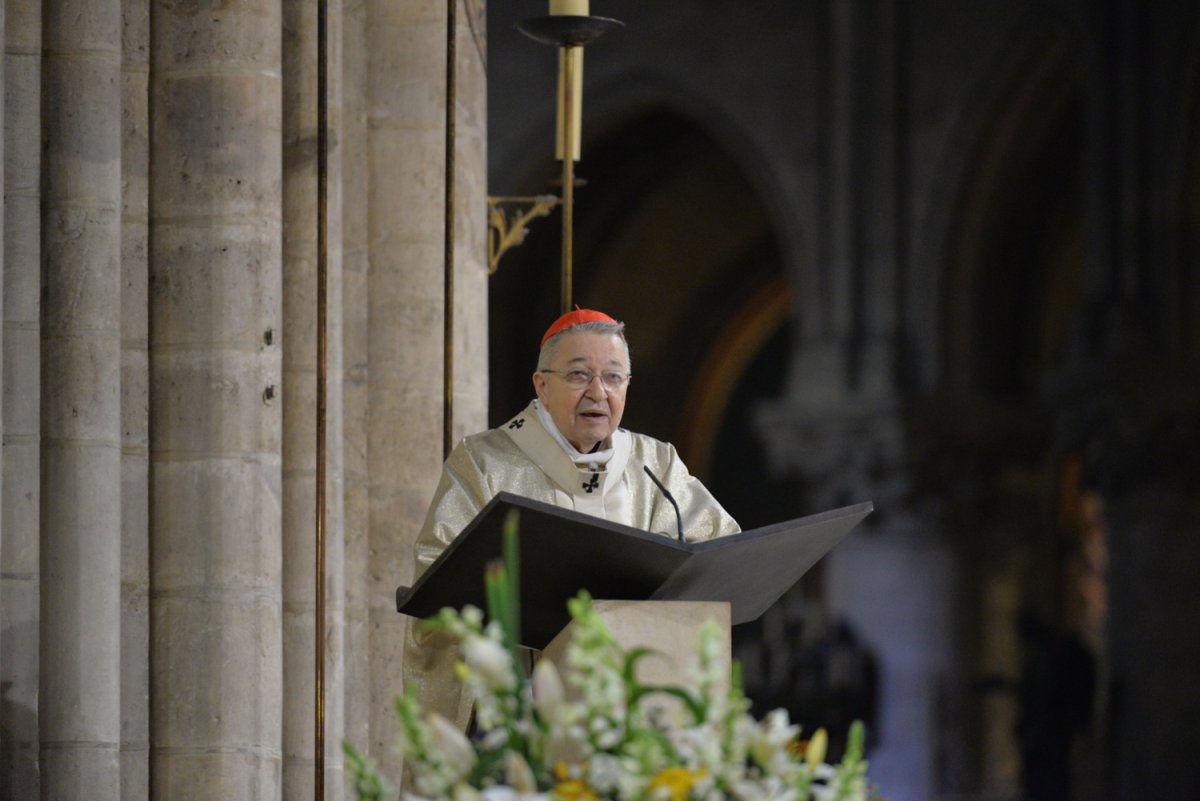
[{"x1": 396, "y1": 493, "x2": 873, "y2": 701}]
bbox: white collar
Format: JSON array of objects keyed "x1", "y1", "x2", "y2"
[{"x1": 532, "y1": 399, "x2": 615, "y2": 469}]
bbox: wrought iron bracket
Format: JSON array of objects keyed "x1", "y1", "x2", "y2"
[{"x1": 487, "y1": 194, "x2": 562, "y2": 274}]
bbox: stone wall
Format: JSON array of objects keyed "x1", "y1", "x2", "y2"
[{"x1": 0, "y1": 0, "x2": 487, "y2": 798}]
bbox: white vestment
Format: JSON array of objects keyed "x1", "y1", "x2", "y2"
[{"x1": 404, "y1": 400, "x2": 740, "y2": 725}]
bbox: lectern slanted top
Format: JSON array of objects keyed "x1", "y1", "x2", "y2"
[{"x1": 396, "y1": 492, "x2": 872, "y2": 650}]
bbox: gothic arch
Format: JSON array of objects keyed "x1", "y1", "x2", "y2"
[
  {"x1": 583, "y1": 71, "x2": 817, "y2": 330},
  {"x1": 936, "y1": 35, "x2": 1085, "y2": 397}
]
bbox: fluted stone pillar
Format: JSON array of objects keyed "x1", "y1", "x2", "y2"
[
  {"x1": 282, "y1": 0, "x2": 346, "y2": 797},
  {"x1": 1, "y1": 2, "x2": 41, "y2": 797},
  {"x1": 364, "y1": 0, "x2": 488, "y2": 773},
  {"x1": 149, "y1": 1, "x2": 284, "y2": 797},
  {"x1": 365, "y1": 0, "x2": 443, "y2": 770},
  {"x1": 40, "y1": 0, "x2": 123, "y2": 796},
  {"x1": 340, "y1": 0, "x2": 372, "y2": 758},
  {"x1": 120, "y1": 0, "x2": 151, "y2": 796}
]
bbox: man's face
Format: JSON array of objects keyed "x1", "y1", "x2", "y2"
[{"x1": 532, "y1": 330, "x2": 629, "y2": 453}]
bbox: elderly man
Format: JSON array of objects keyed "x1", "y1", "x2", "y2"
[
  {"x1": 416, "y1": 308, "x2": 738, "y2": 563},
  {"x1": 405, "y1": 308, "x2": 740, "y2": 724}
]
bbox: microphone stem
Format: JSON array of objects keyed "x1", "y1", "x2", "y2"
[{"x1": 643, "y1": 465, "x2": 685, "y2": 543}]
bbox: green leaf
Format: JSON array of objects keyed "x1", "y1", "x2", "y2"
[
  {"x1": 470, "y1": 745, "x2": 510, "y2": 787},
  {"x1": 630, "y1": 685, "x2": 706, "y2": 723},
  {"x1": 342, "y1": 740, "x2": 391, "y2": 801},
  {"x1": 485, "y1": 561, "x2": 508, "y2": 642},
  {"x1": 622, "y1": 646, "x2": 659, "y2": 683},
  {"x1": 846, "y1": 719, "x2": 865, "y2": 762},
  {"x1": 503, "y1": 508, "x2": 522, "y2": 649}
]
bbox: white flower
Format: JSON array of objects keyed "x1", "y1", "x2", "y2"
[
  {"x1": 479, "y1": 787, "x2": 549, "y2": 801},
  {"x1": 462, "y1": 634, "x2": 517, "y2": 691},
  {"x1": 503, "y1": 750, "x2": 538, "y2": 793},
  {"x1": 453, "y1": 784, "x2": 485, "y2": 801},
  {"x1": 585, "y1": 753, "x2": 625, "y2": 794},
  {"x1": 542, "y1": 716, "x2": 591, "y2": 767},
  {"x1": 480, "y1": 787, "x2": 517, "y2": 801},
  {"x1": 361, "y1": 593, "x2": 874, "y2": 801},
  {"x1": 427, "y1": 711, "x2": 477, "y2": 779},
  {"x1": 748, "y1": 708, "x2": 800, "y2": 775},
  {"x1": 481, "y1": 787, "x2": 550, "y2": 801},
  {"x1": 532, "y1": 659, "x2": 565, "y2": 721}
]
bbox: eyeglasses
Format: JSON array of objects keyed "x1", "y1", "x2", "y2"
[{"x1": 541, "y1": 369, "x2": 631, "y2": 391}]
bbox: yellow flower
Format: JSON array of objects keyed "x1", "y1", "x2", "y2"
[
  {"x1": 551, "y1": 778, "x2": 597, "y2": 801},
  {"x1": 551, "y1": 762, "x2": 596, "y2": 801},
  {"x1": 647, "y1": 766, "x2": 708, "y2": 801}
]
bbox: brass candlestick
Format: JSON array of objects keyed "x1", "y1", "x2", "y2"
[{"x1": 516, "y1": 13, "x2": 623, "y2": 312}]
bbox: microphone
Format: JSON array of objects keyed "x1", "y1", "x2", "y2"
[{"x1": 643, "y1": 465, "x2": 684, "y2": 543}]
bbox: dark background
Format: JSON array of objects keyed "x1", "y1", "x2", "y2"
[{"x1": 485, "y1": 3, "x2": 1200, "y2": 800}]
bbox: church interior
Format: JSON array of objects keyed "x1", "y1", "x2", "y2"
[{"x1": 2, "y1": 1, "x2": 1198, "y2": 800}]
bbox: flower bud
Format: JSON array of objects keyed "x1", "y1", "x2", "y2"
[
  {"x1": 805, "y1": 728, "x2": 828, "y2": 768},
  {"x1": 503, "y1": 750, "x2": 538, "y2": 793},
  {"x1": 463, "y1": 635, "x2": 516, "y2": 691},
  {"x1": 533, "y1": 659, "x2": 566, "y2": 721},
  {"x1": 427, "y1": 712, "x2": 477, "y2": 778}
]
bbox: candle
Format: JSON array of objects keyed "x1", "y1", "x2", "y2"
[
  {"x1": 555, "y1": 48, "x2": 583, "y2": 161},
  {"x1": 549, "y1": 0, "x2": 588, "y2": 15}
]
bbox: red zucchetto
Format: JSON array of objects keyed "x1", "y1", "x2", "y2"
[{"x1": 540, "y1": 307, "x2": 619, "y2": 346}]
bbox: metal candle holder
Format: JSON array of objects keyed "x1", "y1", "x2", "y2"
[{"x1": 516, "y1": 14, "x2": 624, "y2": 313}]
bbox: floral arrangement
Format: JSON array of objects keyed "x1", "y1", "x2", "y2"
[{"x1": 346, "y1": 513, "x2": 875, "y2": 801}]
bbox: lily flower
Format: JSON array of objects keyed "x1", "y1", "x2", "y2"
[
  {"x1": 503, "y1": 751, "x2": 538, "y2": 793},
  {"x1": 533, "y1": 659, "x2": 565, "y2": 721},
  {"x1": 427, "y1": 712, "x2": 477, "y2": 779},
  {"x1": 462, "y1": 634, "x2": 517, "y2": 692}
]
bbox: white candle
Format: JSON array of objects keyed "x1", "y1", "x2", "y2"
[{"x1": 549, "y1": 0, "x2": 588, "y2": 16}]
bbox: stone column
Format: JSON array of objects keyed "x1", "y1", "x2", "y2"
[
  {"x1": 120, "y1": 0, "x2": 150, "y2": 796},
  {"x1": 364, "y1": 0, "x2": 488, "y2": 773},
  {"x1": 1, "y1": 2, "x2": 41, "y2": 797},
  {"x1": 340, "y1": 0, "x2": 372, "y2": 758},
  {"x1": 282, "y1": 0, "x2": 346, "y2": 797},
  {"x1": 855, "y1": 0, "x2": 903, "y2": 394},
  {"x1": 800, "y1": 0, "x2": 901, "y2": 396},
  {"x1": 39, "y1": 0, "x2": 123, "y2": 796},
  {"x1": 824, "y1": 510, "x2": 960, "y2": 801},
  {"x1": 451, "y1": 0, "x2": 489, "y2": 441},
  {"x1": 364, "y1": 0, "x2": 444, "y2": 771},
  {"x1": 340, "y1": 0, "x2": 376, "y2": 763},
  {"x1": 149, "y1": 1, "x2": 283, "y2": 797}
]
